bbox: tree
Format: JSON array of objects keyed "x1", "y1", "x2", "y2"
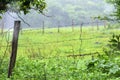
[
  {"x1": 106, "y1": 0, "x2": 120, "y2": 20},
  {"x1": 0, "y1": 0, "x2": 46, "y2": 78},
  {"x1": 0, "y1": 0, "x2": 46, "y2": 14},
  {"x1": 0, "y1": 0, "x2": 46, "y2": 32}
]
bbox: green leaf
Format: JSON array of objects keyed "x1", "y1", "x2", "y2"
[
  {"x1": 0, "y1": 16, "x2": 2, "y2": 19},
  {"x1": 51, "y1": 67, "x2": 56, "y2": 71},
  {"x1": 116, "y1": 35, "x2": 120, "y2": 41},
  {"x1": 112, "y1": 34, "x2": 115, "y2": 38},
  {"x1": 109, "y1": 39, "x2": 118, "y2": 43},
  {"x1": 112, "y1": 43, "x2": 118, "y2": 47},
  {"x1": 117, "y1": 42, "x2": 120, "y2": 49},
  {"x1": 109, "y1": 65, "x2": 120, "y2": 75}
]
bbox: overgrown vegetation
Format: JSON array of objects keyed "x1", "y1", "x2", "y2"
[
  {"x1": 0, "y1": 26, "x2": 120, "y2": 79},
  {"x1": 107, "y1": 0, "x2": 120, "y2": 20}
]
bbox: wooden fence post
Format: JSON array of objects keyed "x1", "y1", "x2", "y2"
[
  {"x1": 42, "y1": 21, "x2": 45, "y2": 34},
  {"x1": 91, "y1": 19, "x2": 94, "y2": 31},
  {"x1": 58, "y1": 21, "x2": 60, "y2": 33},
  {"x1": 80, "y1": 23, "x2": 83, "y2": 34},
  {"x1": 97, "y1": 21, "x2": 99, "y2": 30},
  {"x1": 8, "y1": 21, "x2": 21, "y2": 78},
  {"x1": 79, "y1": 22, "x2": 83, "y2": 54},
  {"x1": 72, "y1": 19, "x2": 74, "y2": 32},
  {"x1": 104, "y1": 20, "x2": 107, "y2": 29}
]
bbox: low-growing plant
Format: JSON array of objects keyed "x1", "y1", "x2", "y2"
[
  {"x1": 103, "y1": 34, "x2": 120, "y2": 57},
  {"x1": 86, "y1": 34, "x2": 120, "y2": 79}
]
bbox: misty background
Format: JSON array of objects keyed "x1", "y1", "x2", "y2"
[{"x1": 0, "y1": 0, "x2": 114, "y2": 29}]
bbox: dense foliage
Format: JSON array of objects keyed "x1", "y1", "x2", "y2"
[
  {"x1": 1, "y1": 56, "x2": 120, "y2": 80},
  {"x1": 0, "y1": 0, "x2": 46, "y2": 14},
  {"x1": 0, "y1": 27, "x2": 120, "y2": 79},
  {"x1": 106, "y1": 0, "x2": 120, "y2": 20}
]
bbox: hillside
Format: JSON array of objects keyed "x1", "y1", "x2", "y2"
[
  {"x1": 0, "y1": 0, "x2": 114, "y2": 28},
  {"x1": 22, "y1": 0, "x2": 113, "y2": 27}
]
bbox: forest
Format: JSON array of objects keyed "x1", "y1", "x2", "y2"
[{"x1": 18, "y1": 0, "x2": 114, "y2": 28}]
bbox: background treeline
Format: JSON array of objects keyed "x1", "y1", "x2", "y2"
[{"x1": 2, "y1": 0, "x2": 114, "y2": 28}]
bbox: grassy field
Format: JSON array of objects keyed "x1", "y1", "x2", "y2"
[
  {"x1": 18, "y1": 26, "x2": 119, "y2": 57},
  {"x1": 0, "y1": 26, "x2": 120, "y2": 80}
]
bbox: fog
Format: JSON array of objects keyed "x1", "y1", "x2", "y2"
[{"x1": 0, "y1": 0, "x2": 114, "y2": 29}]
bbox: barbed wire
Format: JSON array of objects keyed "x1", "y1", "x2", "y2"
[
  {"x1": 0, "y1": 36, "x2": 100, "y2": 48},
  {"x1": 0, "y1": 20, "x2": 116, "y2": 63},
  {"x1": 14, "y1": 20, "x2": 118, "y2": 32}
]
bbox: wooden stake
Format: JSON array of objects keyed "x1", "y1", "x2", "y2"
[
  {"x1": 97, "y1": 21, "x2": 99, "y2": 30},
  {"x1": 72, "y1": 19, "x2": 74, "y2": 32},
  {"x1": 8, "y1": 21, "x2": 21, "y2": 78},
  {"x1": 42, "y1": 21, "x2": 45, "y2": 34},
  {"x1": 58, "y1": 21, "x2": 60, "y2": 33},
  {"x1": 104, "y1": 20, "x2": 107, "y2": 29}
]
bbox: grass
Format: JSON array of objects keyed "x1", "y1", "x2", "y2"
[
  {"x1": 0, "y1": 26, "x2": 120, "y2": 80},
  {"x1": 0, "y1": 26, "x2": 119, "y2": 60},
  {"x1": 16, "y1": 26, "x2": 119, "y2": 57}
]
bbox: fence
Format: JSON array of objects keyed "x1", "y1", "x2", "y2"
[
  {"x1": 0, "y1": 20, "x2": 118, "y2": 57},
  {"x1": 0, "y1": 20, "x2": 112, "y2": 57},
  {"x1": 0, "y1": 19, "x2": 119, "y2": 79},
  {"x1": 35, "y1": 20, "x2": 108, "y2": 33}
]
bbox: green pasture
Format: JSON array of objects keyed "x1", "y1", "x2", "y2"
[
  {"x1": 0, "y1": 26, "x2": 120, "y2": 80},
  {"x1": 16, "y1": 26, "x2": 120, "y2": 57}
]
